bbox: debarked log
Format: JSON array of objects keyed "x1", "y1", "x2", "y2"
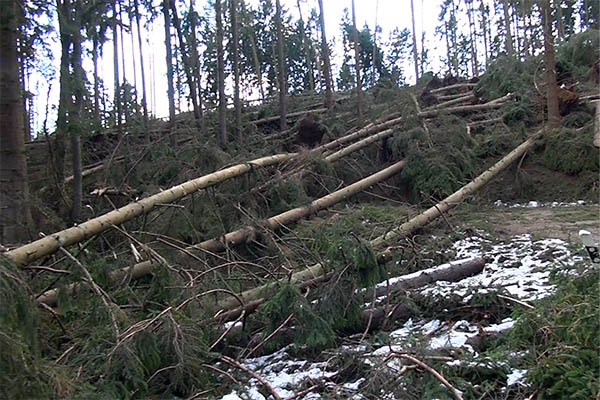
[{"x1": 6, "y1": 153, "x2": 297, "y2": 267}]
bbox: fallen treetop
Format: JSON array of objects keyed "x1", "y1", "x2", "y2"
[{"x1": 5, "y1": 153, "x2": 297, "y2": 267}]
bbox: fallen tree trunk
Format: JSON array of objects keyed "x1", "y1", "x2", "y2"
[
  {"x1": 370, "y1": 257, "x2": 485, "y2": 298},
  {"x1": 424, "y1": 93, "x2": 477, "y2": 111},
  {"x1": 64, "y1": 156, "x2": 126, "y2": 184},
  {"x1": 6, "y1": 154, "x2": 297, "y2": 267},
  {"x1": 213, "y1": 130, "x2": 541, "y2": 313},
  {"x1": 430, "y1": 82, "x2": 477, "y2": 94},
  {"x1": 38, "y1": 160, "x2": 406, "y2": 306},
  {"x1": 190, "y1": 159, "x2": 406, "y2": 253},
  {"x1": 219, "y1": 257, "x2": 485, "y2": 348},
  {"x1": 251, "y1": 107, "x2": 327, "y2": 125},
  {"x1": 418, "y1": 98, "x2": 508, "y2": 119}
]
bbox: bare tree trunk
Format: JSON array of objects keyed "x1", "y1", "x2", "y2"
[
  {"x1": 70, "y1": 7, "x2": 84, "y2": 222},
  {"x1": 466, "y1": 0, "x2": 478, "y2": 76},
  {"x1": 371, "y1": 0, "x2": 379, "y2": 85},
  {"x1": 216, "y1": 0, "x2": 227, "y2": 146},
  {"x1": 119, "y1": 0, "x2": 128, "y2": 126},
  {"x1": 351, "y1": 0, "x2": 362, "y2": 121},
  {"x1": 188, "y1": 0, "x2": 205, "y2": 135},
  {"x1": 92, "y1": 36, "x2": 101, "y2": 125},
  {"x1": 480, "y1": 1, "x2": 489, "y2": 67},
  {"x1": 231, "y1": 0, "x2": 242, "y2": 142},
  {"x1": 0, "y1": 0, "x2": 30, "y2": 243},
  {"x1": 542, "y1": 0, "x2": 560, "y2": 126},
  {"x1": 240, "y1": 0, "x2": 264, "y2": 102},
  {"x1": 168, "y1": 0, "x2": 202, "y2": 131},
  {"x1": 133, "y1": 0, "x2": 149, "y2": 130},
  {"x1": 410, "y1": 0, "x2": 419, "y2": 83},
  {"x1": 8, "y1": 154, "x2": 296, "y2": 267},
  {"x1": 444, "y1": 20, "x2": 452, "y2": 76},
  {"x1": 275, "y1": 0, "x2": 287, "y2": 131},
  {"x1": 501, "y1": 0, "x2": 514, "y2": 57},
  {"x1": 163, "y1": 0, "x2": 177, "y2": 146},
  {"x1": 317, "y1": 0, "x2": 333, "y2": 110},
  {"x1": 112, "y1": 0, "x2": 121, "y2": 129},
  {"x1": 296, "y1": 0, "x2": 314, "y2": 92}
]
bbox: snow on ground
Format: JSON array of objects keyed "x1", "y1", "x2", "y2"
[
  {"x1": 494, "y1": 199, "x2": 587, "y2": 208},
  {"x1": 220, "y1": 232, "x2": 587, "y2": 399}
]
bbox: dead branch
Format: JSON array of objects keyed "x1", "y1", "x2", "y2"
[{"x1": 220, "y1": 355, "x2": 282, "y2": 400}]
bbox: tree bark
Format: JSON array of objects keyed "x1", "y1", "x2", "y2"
[
  {"x1": 275, "y1": 0, "x2": 287, "y2": 131},
  {"x1": 112, "y1": 0, "x2": 121, "y2": 129},
  {"x1": 240, "y1": 0, "x2": 265, "y2": 102},
  {"x1": 410, "y1": 0, "x2": 419, "y2": 84},
  {"x1": 480, "y1": 1, "x2": 489, "y2": 67},
  {"x1": 0, "y1": 0, "x2": 30, "y2": 243},
  {"x1": 189, "y1": 160, "x2": 406, "y2": 254},
  {"x1": 542, "y1": 0, "x2": 560, "y2": 127},
  {"x1": 216, "y1": 0, "x2": 227, "y2": 146},
  {"x1": 351, "y1": 0, "x2": 363, "y2": 121},
  {"x1": 7, "y1": 154, "x2": 296, "y2": 267},
  {"x1": 70, "y1": 3, "x2": 84, "y2": 222},
  {"x1": 215, "y1": 132, "x2": 542, "y2": 313},
  {"x1": 466, "y1": 0, "x2": 478, "y2": 77},
  {"x1": 296, "y1": 0, "x2": 314, "y2": 92},
  {"x1": 92, "y1": 36, "x2": 101, "y2": 125},
  {"x1": 162, "y1": 0, "x2": 177, "y2": 146},
  {"x1": 168, "y1": 0, "x2": 202, "y2": 132},
  {"x1": 133, "y1": 0, "x2": 149, "y2": 131},
  {"x1": 188, "y1": 0, "x2": 205, "y2": 135},
  {"x1": 501, "y1": 0, "x2": 514, "y2": 57},
  {"x1": 231, "y1": 0, "x2": 242, "y2": 142},
  {"x1": 317, "y1": 0, "x2": 333, "y2": 110}
]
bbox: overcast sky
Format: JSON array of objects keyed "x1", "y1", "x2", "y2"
[{"x1": 30, "y1": 0, "x2": 449, "y2": 133}]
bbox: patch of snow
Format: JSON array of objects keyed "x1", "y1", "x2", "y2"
[
  {"x1": 507, "y1": 369, "x2": 528, "y2": 386},
  {"x1": 343, "y1": 378, "x2": 365, "y2": 390},
  {"x1": 495, "y1": 200, "x2": 587, "y2": 208}
]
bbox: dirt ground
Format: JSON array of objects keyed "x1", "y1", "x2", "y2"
[{"x1": 453, "y1": 203, "x2": 599, "y2": 243}]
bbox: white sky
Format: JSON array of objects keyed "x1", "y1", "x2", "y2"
[{"x1": 30, "y1": 0, "x2": 452, "y2": 133}]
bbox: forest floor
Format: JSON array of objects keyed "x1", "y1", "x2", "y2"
[{"x1": 219, "y1": 199, "x2": 598, "y2": 400}]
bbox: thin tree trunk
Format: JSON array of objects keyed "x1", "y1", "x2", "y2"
[
  {"x1": 118, "y1": 0, "x2": 128, "y2": 126},
  {"x1": 444, "y1": 20, "x2": 452, "y2": 76},
  {"x1": 317, "y1": 0, "x2": 333, "y2": 110},
  {"x1": 351, "y1": 0, "x2": 362, "y2": 122},
  {"x1": 0, "y1": 0, "x2": 30, "y2": 243},
  {"x1": 240, "y1": 0, "x2": 265, "y2": 102},
  {"x1": 480, "y1": 1, "x2": 489, "y2": 66},
  {"x1": 188, "y1": 0, "x2": 205, "y2": 135},
  {"x1": 70, "y1": 8, "x2": 84, "y2": 222},
  {"x1": 371, "y1": 0, "x2": 379, "y2": 85},
  {"x1": 133, "y1": 0, "x2": 149, "y2": 130},
  {"x1": 8, "y1": 154, "x2": 296, "y2": 267},
  {"x1": 231, "y1": 0, "x2": 242, "y2": 142},
  {"x1": 216, "y1": 0, "x2": 227, "y2": 146},
  {"x1": 92, "y1": 36, "x2": 101, "y2": 125},
  {"x1": 466, "y1": 0, "x2": 478, "y2": 76},
  {"x1": 163, "y1": 0, "x2": 177, "y2": 146},
  {"x1": 296, "y1": 0, "x2": 314, "y2": 92},
  {"x1": 112, "y1": 0, "x2": 121, "y2": 129},
  {"x1": 501, "y1": 0, "x2": 514, "y2": 57},
  {"x1": 410, "y1": 0, "x2": 419, "y2": 84},
  {"x1": 275, "y1": 0, "x2": 287, "y2": 131},
  {"x1": 542, "y1": 0, "x2": 560, "y2": 126},
  {"x1": 168, "y1": 0, "x2": 202, "y2": 131}
]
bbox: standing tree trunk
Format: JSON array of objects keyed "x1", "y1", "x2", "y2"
[
  {"x1": 216, "y1": 0, "x2": 227, "y2": 146},
  {"x1": 410, "y1": 0, "x2": 419, "y2": 83},
  {"x1": 351, "y1": 0, "x2": 362, "y2": 121},
  {"x1": 168, "y1": 0, "x2": 202, "y2": 132},
  {"x1": 542, "y1": 0, "x2": 560, "y2": 127},
  {"x1": 296, "y1": 0, "x2": 314, "y2": 92},
  {"x1": 231, "y1": 0, "x2": 242, "y2": 141},
  {"x1": 92, "y1": 36, "x2": 101, "y2": 125},
  {"x1": 317, "y1": 0, "x2": 333, "y2": 110},
  {"x1": 479, "y1": 0, "x2": 489, "y2": 67},
  {"x1": 371, "y1": 0, "x2": 379, "y2": 85},
  {"x1": 0, "y1": 0, "x2": 30, "y2": 243},
  {"x1": 240, "y1": 0, "x2": 264, "y2": 102},
  {"x1": 275, "y1": 0, "x2": 287, "y2": 131},
  {"x1": 112, "y1": 0, "x2": 121, "y2": 129},
  {"x1": 133, "y1": 0, "x2": 149, "y2": 131},
  {"x1": 163, "y1": 0, "x2": 177, "y2": 146},
  {"x1": 443, "y1": 20, "x2": 452, "y2": 76},
  {"x1": 188, "y1": 0, "x2": 205, "y2": 135},
  {"x1": 501, "y1": 0, "x2": 514, "y2": 57},
  {"x1": 466, "y1": 0, "x2": 479, "y2": 77},
  {"x1": 70, "y1": 4, "x2": 84, "y2": 222}
]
